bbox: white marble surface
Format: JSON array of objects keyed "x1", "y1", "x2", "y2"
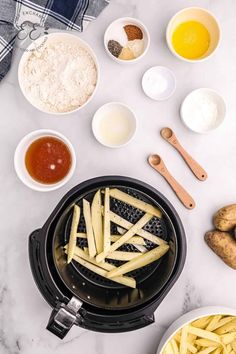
[{"x1": 0, "y1": 0, "x2": 236, "y2": 353}]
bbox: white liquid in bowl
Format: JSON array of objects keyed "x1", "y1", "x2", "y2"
[{"x1": 92, "y1": 103, "x2": 137, "y2": 148}]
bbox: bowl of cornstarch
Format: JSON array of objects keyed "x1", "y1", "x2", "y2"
[{"x1": 18, "y1": 32, "x2": 100, "y2": 114}]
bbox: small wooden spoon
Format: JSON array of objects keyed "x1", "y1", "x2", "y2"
[
  {"x1": 148, "y1": 154, "x2": 195, "y2": 209},
  {"x1": 160, "y1": 127, "x2": 207, "y2": 181}
]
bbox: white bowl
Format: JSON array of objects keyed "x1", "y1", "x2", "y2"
[
  {"x1": 180, "y1": 88, "x2": 226, "y2": 134},
  {"x1": 92, "y1": 102, "x2": 137, "y2": 148},
  {"x1": 14, "y1": 129, "x2": 76, "y2": 192},
  {"x1": 157, "y1": 306, "x2": 236, "y2": 354},
  {"x1": 18, "y1": 32, "x2": 100, "y2": 115},
  {"x1": 166, "y1": 7, "x2": 221, "y2": 63},
  {"x1": 142, "y1": 66, "x2": 176, "y2": 101},
  {"x1": 104, "y1": 17, "x2": 150, "y2": 64}
]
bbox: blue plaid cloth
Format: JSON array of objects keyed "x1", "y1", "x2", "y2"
[{"x1": 0, "y1": 0, "x2": 110, "y2": 81}]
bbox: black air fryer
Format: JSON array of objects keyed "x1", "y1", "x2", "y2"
[{"x1": 29, "y1": 176, "x2": 186, "y2": 339}]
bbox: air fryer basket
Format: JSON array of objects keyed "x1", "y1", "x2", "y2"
[
  {"x1": 53, "y1": 184, "x2": 177, "y2": 310},
  {"x1": 29, "y1": 176, "x2": 186, "y2": 338}
]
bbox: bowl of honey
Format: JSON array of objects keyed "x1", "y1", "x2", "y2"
[
  {"x1": 14, "y1": 130, "x2": 76, "y2": 192},
  {"x1": 166, "y1": 7, "x2": 221, "y2": 62}
]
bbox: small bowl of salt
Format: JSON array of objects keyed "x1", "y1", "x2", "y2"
[{"x1": 180, "y1": 88, "x2": 226, "y2": 134}]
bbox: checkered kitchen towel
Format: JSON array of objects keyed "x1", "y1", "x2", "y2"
[{"x1": 0, "y1": 0, "x2": 110, "y2": 81}]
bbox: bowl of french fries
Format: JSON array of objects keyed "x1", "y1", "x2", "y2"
[{"x1": 157, "y1": 306, "x2": 236, "y2": 354}]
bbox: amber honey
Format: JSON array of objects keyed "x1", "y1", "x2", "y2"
[{"x1": 25, "y1": 136, "x2": 72, "y2": 184}]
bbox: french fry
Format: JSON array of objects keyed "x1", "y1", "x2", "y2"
[
  {"x1": 180, "y1": 326, "x2": 189, "y2": 354},
  {"x1": 108, "y1": 188, "x2": 162, "y2": 218},
  {"x1": 206, "y1": 316, "x2": 223, "y2": 331},
  {"x1": 108, "y1": 210, "x2": 166, "y2": 245},
  {"x1": 96, "y1": 213, "x2": 153, "y2": 263},
  {"x1": 187, "y1": 326, "x2": 221, "y2": 344},
  {"x1": 170, "y1": 339, "x2": 179, "y2": 354},
  {"x1": 213, "y1": 318, "x2": 236, "y2": 332},
  {"x1": 67, "y1": 205, "x2": 80, "y2": 264},
  {"x1": 107, "y1": 244, "x2": 169, "y2": 278},
  {"x1": 192, "y1": 317, "x2": 212, "y2": 329},
  {"x1": 84, "y1": 247, "x2": 140, "y2": 261},
  {"x1": 103, "y1": 188, "x2": 110, "y2": 253},
  {"x1": 164, "y1": 342, "x2": 175, "y2": 354},
  {"x1": 215, "y1": 321, "x2": 236, "y2": 335},
  {"x1": 72, "y1": 255, "x2": 136, "y2": 288},
  {"x1": 64, "y1": 245, "x2": 136, "y2": 288},
  {"x1": 221, "y1": 333, "x2": 236, "y2": 345},
  {"x1": 91, "y1": 190, "x2": 103, "y2": 254},
  {"x1": 83, "y1": 199, "x2": 96, "y2": 258},
  {"x1": 197, "y1": 347, "x2": 219, "y2": 354},
  {"x1": 195, "y1": 339, "x2": 221, "y2": 348},
  {"x1": 77, "y1": 232, "x2": 146, "y2": 245}
]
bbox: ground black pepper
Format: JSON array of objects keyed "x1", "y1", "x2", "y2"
[{"x1": 108, "y1": 40, "x2": 123, "y2": 58}]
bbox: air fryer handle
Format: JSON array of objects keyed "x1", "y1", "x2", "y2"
[{"x1": 46, "y1": 297, "x2": 82, "y2": 339}]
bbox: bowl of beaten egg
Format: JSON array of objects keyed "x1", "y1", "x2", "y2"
[{"x1": 166, "y1": 7, "x2": 221, "y2": 62}]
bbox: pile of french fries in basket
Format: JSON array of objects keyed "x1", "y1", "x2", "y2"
[{"x1": 65, "y1": 188, "x2": 169, "y2": 288}]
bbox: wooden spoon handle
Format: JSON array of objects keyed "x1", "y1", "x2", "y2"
[
  {"x1": 161, "y1": 169, "x2": 195, "y2": 209},
  {"x1": 175, "y1": 144, "x2": 207, "y2": 181}
]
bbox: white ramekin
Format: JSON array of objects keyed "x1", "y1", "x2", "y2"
[
  {"x1": 156, "y1": 306, "x2": 236, "y2": 354},
  {"x1": 166, "y1": 7, "x2": 221, "y2": 63},
  {"x1": 14, "y1": 129, "x2": 76, "y2": 192},
  {"x1": 18, "y1": 32, "x2": 100, "y2": 115},
  {"x1": 92, "y1": 102, "x2": 137, "y2": 148},
  {"x1": 104, "y1": 17, "x2": 150, "y2": 64}
]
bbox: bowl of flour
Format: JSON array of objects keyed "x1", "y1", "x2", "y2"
[{"x1": 18, "y1": 32, "x2": 99, "y2": 114}]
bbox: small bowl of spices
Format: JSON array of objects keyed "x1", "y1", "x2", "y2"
[
  {"x1": 104, "y1": 17, "x2": 150, "y2": 63},
  {"x1": 14, "y1": 130, "x2": 76, "y2": 191}
]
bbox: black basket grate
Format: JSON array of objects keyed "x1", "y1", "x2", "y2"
[{"x1": 63, "y1": 187, "x2": 168, "y2": 289}]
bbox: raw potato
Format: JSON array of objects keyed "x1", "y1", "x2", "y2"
[
  {"x1": 67, "y1": 205, "x2": 80, "y2": 264},
  {"x1": 91, "y1": 190, "x2": 103, "y2": 254},
  {"x1": 205, "y1": 231, "x2": 236, "y2": 270},
  {"x1": 96, "y1": 213, "x2": 153, "y2": 263},
  {"x1": 65, "y1": 245, "x2": 136, "y2": 288},
  {"x1": 107, "y1": 244, "x2": 169, "y2": 278},
  {"x1": 103, "y1": 188, "x2": 110, "y2": 253},
  {"x1": 108, "y1": 188, "x2": 162, "y2": 218},
  {"x1": 213, "y1": 204, "x2": 236, "y2": 231},
  {"x1": 76, "y1": 232, "x2": 146, "y2": 245},
  {"x1": 163, "y1": 314, "x2": 236, "y2": 354},
  {"x1": 83, "y1": 199, "x2": 96, "y2": 257}
]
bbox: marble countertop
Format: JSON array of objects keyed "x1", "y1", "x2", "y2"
[{"x1": 1, "y1": 0, "x2": 236, "y2": 353}]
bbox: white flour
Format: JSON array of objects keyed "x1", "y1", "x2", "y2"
[{"x1": 22, "y1": 41, "x2": 97, "y2": 113}]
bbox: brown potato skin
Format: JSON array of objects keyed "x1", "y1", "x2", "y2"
[
  {"x1": 205, "y1": 231, "x2": 236, "y2": 269},
  {"x1": 213, "y1": 204, "x2": 236, "y2": 231}
]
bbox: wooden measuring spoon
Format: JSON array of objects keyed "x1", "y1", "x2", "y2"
[
  {"x1": 148, "y1": 154, "x2": 195, "y2": 209},
  {"x1": 160, "y1": 127, "x2": 207, "y2": 181}
]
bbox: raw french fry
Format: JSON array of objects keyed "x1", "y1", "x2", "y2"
[
  {"x1": 72, "y1": 255, "x2": 136, "y2": 288},
  {"x1": 215, "y1": 321, "x2": 236, "y2": 335},
  {"x1": 180, "y1": 326, "x2": 189, "y2": 354},
  {"x1": 108, "y1": 188, "x2": 162, "y2": 218},
  {"x1": 96, "y1": 213, "x2": 153, "y2": 263},
  {"x1": 67, "y1": 205, "x2": 80, "y2": 264},
  {"x1": 206, "y1": 316, "x2": 223, "y2": 331},
  {"x1": 108, "y1": 210, "x2": 166, "y2": 245},
  {"x1": 195, "y1": 339, "x2": 221, "y2": 348},
  {"x1": 221, "y1": 333, "x2": 236, "y2": 345},
  {"x1": 84, "y1": 247, "x2": 140, "y2": 261},
  {"x1": 164, "y1": 342, "x2": 175, "y2": 354},
  {"x1": 103, "y1": 188, "x2": 110, "y2": 253},
  {"x1": 117, "y1": 226, "x2": 147, "y2": 251},
  {"x1": 134, "y1": 244, "x2": 148, "y2": 253},
  {"x1": 64, "y1": 245, "x2": 136, "y2": 288},
  {"x1": 170, "y1": 339, "x2": 179, "y2": 354},
  {"x1": 197, "y1": 347, "x2": 219, "y2": 354},
  {"x1": 76, "y1": 232, "x2": 146, "y2": 245},
  {"x1": 187, "y1": 326, "x2": 221, "y2": 344},
  {"x1": 212, "y1": 318, "x2": 236, "y2": 332},
  {"x1": 91, "y1": 190, "x2": 103, "y2": 254},
  {"x1": 83, "y1": 199, "x2": 96, "y2": 258},
  {"x1": 107, "y1": 244, "x2": 169, "y2": 278},
  {"x1": 192, "y1": 317, "x2": 212, "y2": 329}
]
